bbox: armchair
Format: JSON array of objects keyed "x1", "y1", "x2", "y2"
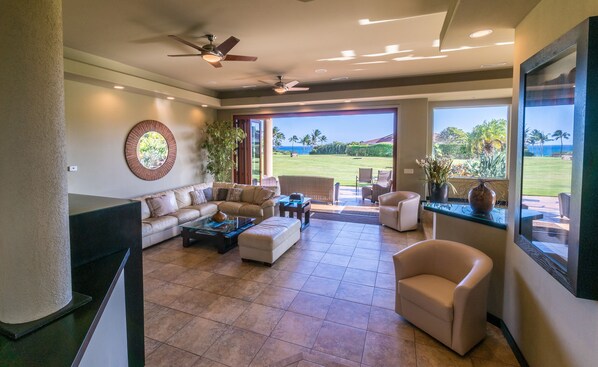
[
  {"x1": 393, "y1": 239, "x2": 493, "y2": 355},
  {"x1": 362, "y1": 170, "x2": 393, "y2": 203},
  {"x1": 378, "y1": 191, "x2": 420, "y2": 231}
]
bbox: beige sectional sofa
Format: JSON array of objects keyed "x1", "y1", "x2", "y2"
[{"x1": 133, "y1": 182, "x2": 281, "y2": 249}]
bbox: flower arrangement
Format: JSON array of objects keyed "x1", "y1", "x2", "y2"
[{"x1": 416, "y1": 155, "x2": 454, "y2": 185}]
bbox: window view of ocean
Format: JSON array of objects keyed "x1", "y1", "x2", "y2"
[
  {"x1": 276, "y1": 146, "x2": 314, "y2": 154},
  {"x1": 527, "y1": 145, "x2": 573, "y2": 156}
]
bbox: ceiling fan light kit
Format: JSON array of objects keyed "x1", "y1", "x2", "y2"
[{"x1": 168, "y1": 33, "x2": 256, "y2": 68}]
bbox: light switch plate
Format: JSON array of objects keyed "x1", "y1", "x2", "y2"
[
  {"x1": 404, "y1": 168, "x2": 414, "y2": 174},
  {"x1": 67, "y1": 166, "x2": 78, "y2": 172}
]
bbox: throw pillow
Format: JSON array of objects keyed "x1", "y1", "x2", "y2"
[
  {"x1": 254, "y1": 188, "x2": 275, "y2": 205},
  {"x1": 146, "y1": 192, "x2": 178, "y2": 217},
  {"x1": 216, "y1": 188, "x2": 229, "y2": 201},
  {"x1": 227, "y1": 188, "x2": 243, "y2": 202},
  {"x1": 203, "y1": 187, "x2": 213, "y2": 201},
  {"x1": 190, "y1": 190, "x2": 207, "y2": 205}
]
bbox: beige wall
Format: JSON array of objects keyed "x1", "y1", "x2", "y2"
[
  {"x1": 505, "y1": 1, "x2": 598, "y2": 366},
  {"x1": 65, "y1": 80, "x2": 216, "y2": 198}
]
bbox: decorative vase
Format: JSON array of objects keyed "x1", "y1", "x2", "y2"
[
  {"x1": 429, "y1": 183, "x2": 449, "y2": 203},
  {"x1": 212, "y1": 210, "x2": 228, "y2": 223},
  {"x1": 468, "y1": 180, "x2": 496, "y2": 214}
]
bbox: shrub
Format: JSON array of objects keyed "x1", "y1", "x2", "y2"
[
  {"x1": 310, "y1": 142, "x2": 347, "y2": 155},
  {"x1": 346, "y1": 143, "x2": 393, "y2": 157}
]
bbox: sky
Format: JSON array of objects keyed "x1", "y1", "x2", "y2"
[
  {"x1": 273, "y1": 113, "x2": 394, "y2": 144},
  {"x1": 524, "y1": 105, "x2": 574, "y2": 145}
]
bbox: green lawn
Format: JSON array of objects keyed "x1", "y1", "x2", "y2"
[
  {"x1": 522, "y1": 157, "x2": 572, "y2": 197},
  {"x1": 273, "y1": 154, "x2": 394, "y2": 186}
]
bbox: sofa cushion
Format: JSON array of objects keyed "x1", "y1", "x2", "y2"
[
  {"x1": 203, "y1": 187, "x2": 214, "y2": 201},
  {"x1": 134, "y1": 198, "x2": 151, "y2": 220},
  {"x1": 235, "y1": 185, "x2": 256, "y2": 203},
  {"x1": 227, "y1": 188, "x2": 243, "y2": 202},
  {"x1": 189, "y1": 202, "x2": 219, "y2": 217},
  {"x1": 253, "y1": 187, "x2": 275, "y2": 205},
  {"x1": 190, "y1": 190, "x2": 207, "y2": 205},
  {"x1": 238, "y1": 203, "x2": 263, "y2": 218},
  {"x1": 141, "y1": 222, "x2": 153, "y2": 236},
  {"x1": 146, "y1": 192, "x2": 178, "y2": 217},
  {"x1": 143, "y1": 215, "x2": 178, "y2": 232},
  {"x1": 215, "y1": 188, "x2": 230, "y2": 201},
  {"x1": 399, "y1": 274, "x2": 456, "y2": 322},
  {"x1": 219, "y1": 201, "x2": 244, "y2": 215},
  {"x1": 174, "y1": 186, "x2": 194, "y2": 208},
  {"x1": 171, "y1": 208, "x2": 200, "y2": 224}
]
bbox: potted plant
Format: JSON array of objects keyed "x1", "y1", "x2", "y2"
[
  {"x1": 203, "y1": 120, "x2": 246, "y2": 182},
  {"x1": 416, "y1": 155, "x2": 455, "y2": 203}
]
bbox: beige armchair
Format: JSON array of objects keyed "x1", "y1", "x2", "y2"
[
  {"x1": 378, "y1": 191, "x2": 420, "y2": 231},
  {"x1": 393, "y1": 239, "x2": 493, "y2": 356}
]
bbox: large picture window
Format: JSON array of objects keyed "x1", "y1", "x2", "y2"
[{"x1": 432, "y1": 105, "x2": 509, "y2": 178}]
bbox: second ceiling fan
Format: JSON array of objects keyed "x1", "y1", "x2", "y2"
[
  {"x1": 267, "y1": 76, "x2": 310, "y2": 94},
  {"x1": 168, "y1": 34, "x2": 257, "y2": 68}
]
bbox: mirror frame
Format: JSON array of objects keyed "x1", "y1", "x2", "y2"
[
  {"x1": 125, "y1": 120, "x2": 177, "y2": 181},
  {"x1": 514, "y1": 17, "x2": 598, "y2": 299}
]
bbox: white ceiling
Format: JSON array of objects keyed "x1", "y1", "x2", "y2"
[{"x1": 62, "y1": 0, "x2": 539, "y2": 97}]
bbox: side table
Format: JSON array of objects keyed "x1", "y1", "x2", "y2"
[{"x1": 278, "y1": 196, "x2": 311, "y2": 230}]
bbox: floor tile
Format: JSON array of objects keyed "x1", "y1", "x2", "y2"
[
  {"x1": 145, "y1": 337, "x2": 161, "y2": 356},
  {"x1": 167, "y1": 316, "x2": 228, "y2": 355},
  {"x1": 271, "y1": 311, "x2": 323, "y2": 347},
  {"x1": 311, "y1": 263, "x2": 346, "y2": 280},
  {"x1": 171, "y1": 269, "x2": 213, "y2": 288},
  {"x1": 145, "y1": 344, "x2": 200, "y2": 367},
  {"x1": 224, "y1": 279, "x2": 268, "y2": 301},
  {"x1": 204, "y1": 327, "x2": 268, "y2": 367},
  {"x1": 254, "y1": 285, "x2": 299, "y2": 309},
  {"x1": 199, "y1": 295, "x2": 251, "y2": 324},
  {"x1": 327, "y1": 244, "x2": 356, "y2": 256},
  {"x1": 415, "y1": 343, "x2": 473, "y2": 367},
  {"x1": 362, "y1": 331, "x2": 416, "y2": 366},
  {"x1": 347, "y1": 257, "x2": 379, "y2": 272},
  {"x1": 145, "y1": 281, "x2": 192, "y2": 307},
  {"x1": 335, "y1": 282, "x2": 374, "y2": 305},
  {"x1": 233, "y1": 303, "x2": 286, "y2": 336},
  {"x1": 212, "y1": 260, "x2": 253, "y2": 278},
  {"x1": 169, "y1": 253, "x2": 207, "y2": 268},
  {"x1": 192, "y1": 357, "x2": 229, "y2": 367},
  {"x1": 353, "y1": 248, "x2": 380, "y2": 260},
  {"x1": 325, "y1": 299, "x2": 370, "y2": 329},
  {"x1": 470, "y1": 358, "x2": 519, "y2": 367},
  {"x1": 468, "y1": 324, "x2": 520, "y2": 366},
  {"x1": 169, "y1": 289, "x2": 220, "y2": 315},
  {"x1": 320, "y1": 253, "x2": 351, "y2": 267},
  {"x1": 299, "y1": 241, "x2": 331, "y2": 252},
  {"x1": 143, "y1": 259, "x2": 165, "y2": 275},
  {"x1": 377, "y1": 260, "x2": 395, "y2": 274},
  {"x1": 284, "y1": 259, "x2": 318, "y2": 275},
  {"x1": 367, "y1": 306, "x2": 414, "y2": 340},
  {"x1": 145, "y1": 306, "x2": 195, "y2": 342},
  {"x1": 194, "y1": 273, "x2": 236, "y2": 294},
  {"x1": 342, "y1": 268, "x2": 377, "y2": 287},
  {"x1": 356, "y1": 240, "x2": 382, "y2": 250},
  {"x1": 301, "y1": 276, "x2": 340, "y2": 297},
  {"x1": 288, "y1": 292, "x2": 333, "y2": 319},
  {"x1": 242, "y1": 267, "x2": 280, "y2": 284},
  {"x1": 249, "y1": 338, "x2": 309, "y2": 367},
  {"x1": 272, "y1": 270, "x2": 310, "y2": 290},
  {"x1": 313, "y1": 321, "x2": 366, "y2": 362},
  {"x1": 372, "y1": 287, "x2": 395, "y2": 310},
  {"x1": 375, "y1": 272, "x2": 396, "y2": 290}
]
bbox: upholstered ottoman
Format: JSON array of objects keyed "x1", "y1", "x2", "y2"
[{"x1": 238, "y1": 217, "x2": 301, "y2": 265}]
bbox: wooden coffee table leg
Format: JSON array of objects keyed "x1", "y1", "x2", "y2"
[
  {"x1": 182, "y1": 229, "x2": 191, "y2": 247},
  {"x1": 303, "y1": 209, "x2": 310, "y2": 230}
]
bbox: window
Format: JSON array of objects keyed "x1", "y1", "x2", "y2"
[{"x1": 432, "y1": 105, "x2": 509, "y2": 178}]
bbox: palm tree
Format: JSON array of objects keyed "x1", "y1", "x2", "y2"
[
  {"x1": 320, "y1": 135, "x2": 328, "y2": 144},
  {"x1": 552, "y1": 130, "x2": 571, "y2": 156},
  {"x1": 532, "y1": 129, "x2": 552, "y2": 157},
  {"x1": 272, "y1": 126, "x2": 286, "y2": 148},
  {"x1": 288, "y1": 135, "x2": 299, "y2": 154},
  {"x1": 301, "y1": 134, "x2": 312, "y2": 151},
  {"x1": 311, "y1": 129, "x2": 323, "y2": 147},
  {"x1": 468, "y1": 119, "x2": 507, "y2": 156}
]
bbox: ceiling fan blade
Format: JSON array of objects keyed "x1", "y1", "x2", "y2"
[
  {"x1": 285, "y1": 80, "x2": 300, "y2": 88},
  {"x1": 223, "y1": 54, "x2": 258, "y2": 62},
  {"x1": 168, "y1": 35, "x2": 204, "y2": 52},
  {"x1": 216, "y1": 36, "x2": 240, "y2": 56},
  {"x1": 167, "y1": 54, "x2": 202, "y2": 57},
  {"x1": 209, "y1": 61, "x2": 223, "y2": 68},
  {"x1": 258, "y1": 80, "x2": 275, "y2": 85},
  {"x1": 287, "y1": 87, "x2": 310, "y2": 91}
]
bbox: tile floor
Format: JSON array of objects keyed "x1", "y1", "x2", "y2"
[{"x1": 143, "y1": 218, "x2": 520, "y2": 367}]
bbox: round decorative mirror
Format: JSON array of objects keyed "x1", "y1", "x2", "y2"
[{"x1": 125, "y1": 120, "x2": 177, "y2": 180}]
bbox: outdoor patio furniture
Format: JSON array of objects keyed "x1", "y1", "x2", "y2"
[
  {"x1": 362, "y1": 170, "x2": 393, "y2": 203},
  {"x1": 378, "y1": 191, "x2": 420, "y2": 231},
  {"x1": 558, "y1": 192, "x2": 571, "y2": 218},
  {"x1": 355, "y1": 168, "x2": 373, "y2": 193},
  {"x1": 393, "y1": 239, "x2": 493, "y2": 355},
  {"x1": 279, "y1": 175, "x2": 338, "y2": 204}
]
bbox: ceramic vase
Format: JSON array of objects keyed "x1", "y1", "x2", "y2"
[
  {"x1": 468, "y1": 180, "x2": 496, "y2": 214},
  {"x1": 429, "y1": 183, "x2": 449, "y2": 203},
  {"x1": 212, "y1": 210, "x2": 228, "y2": 223}
]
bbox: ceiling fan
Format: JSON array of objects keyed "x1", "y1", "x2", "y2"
[
  {"x1": 266, "y1": 76, "x2": 310, "y2": 94},
  {"x1": 167, "y1": 34, "x2": 257, "y2": 68}
]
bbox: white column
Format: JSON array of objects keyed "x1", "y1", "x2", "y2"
[
  {"x1": 0, "y1": 0, "x2": 72, "y2": 323},
  {"x1": 263, "y1": 118, "x2": 274, "y2": 177}
]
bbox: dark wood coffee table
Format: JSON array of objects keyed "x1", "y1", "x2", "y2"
[
  {"x1": 278, "y1": 196, "x2": 311, "y2": 230},
  {"x1": 179, "y1": 216, "x2": 255, "y2": 254}
]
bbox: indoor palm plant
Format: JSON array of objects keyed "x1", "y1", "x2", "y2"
[
  {"x1": 203, "y1": 120, "x2": 246, "y2": 182},
  {"x1": 416, "y1": 155, "x2": 455, "y2": 203}
]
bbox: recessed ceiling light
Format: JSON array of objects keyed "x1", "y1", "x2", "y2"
[
  {"x1": 363, "y1": 45, "x2": 412, "y2": 57},
  {"x1": 432, "y1": 39, "x2": 440, "y2": 47},
  {"x1": 299, "y1": 103, "x2": 305, "y2": 106},
  {"x1": 242, "y1": 85, "x2": 256, "y2": 88},
  {"x1": 495, "y1": 41, "x2": 514, "y2": 46},
  {"x1": 352, "y1": 68, "x2": 365, "y2": 71},
  {"x1": 166, "y1": 96, "x2": 175, "y2": 100},
  {"x1": 201, "y1": 104, "x2": 208, "y2": 107},
  {"x1": 341, "y1": 50, "x2": 356, "y2": 57},
  {"x1": 331, "y1": 76, "x2": 349, "y2": 81},
  {"x1": 315, "y1": 69, "x2": 327, "y2": 73},
  {"x1": 344, "y1": 100, "x2": 352, "y2": 103},
  {"x1": 469, "y1": 29, "x2": 493, "y2": 38},
  {"x1": 393, "y1": 55, "x2": 447, "y2": 62},
  {"x1": 113, "y1": 85, "x2": 124, "y2": 90},
  {"x1": 353, "y1": 61, "x2": 388, "y2": 65}
]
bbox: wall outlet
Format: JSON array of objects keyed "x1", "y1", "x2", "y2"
[
  {"x1": 67, "y1": 166, "x2": 78, "y2": 172},
  {"x1": 404, "y1": 168, "x2": 414, "y2": 174}
]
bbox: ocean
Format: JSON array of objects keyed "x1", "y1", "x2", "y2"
[
  {"x1": 526, "y1": 144, "x2": 573, "y2": 156},
  {"x1": 276, "y1": 146, "x2": 314, "y2": 155}
]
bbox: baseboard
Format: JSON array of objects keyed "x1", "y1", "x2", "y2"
[{"x1": 487, "y1": 313, "x2": 529, "y2": 367}]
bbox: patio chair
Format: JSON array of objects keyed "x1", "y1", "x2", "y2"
[
  {"x1": 362, "y1": 170, "x2": 393, "y2": 203},
  {"x1": 355, "y1": 168, "x2": 373, "y2": 193}
]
